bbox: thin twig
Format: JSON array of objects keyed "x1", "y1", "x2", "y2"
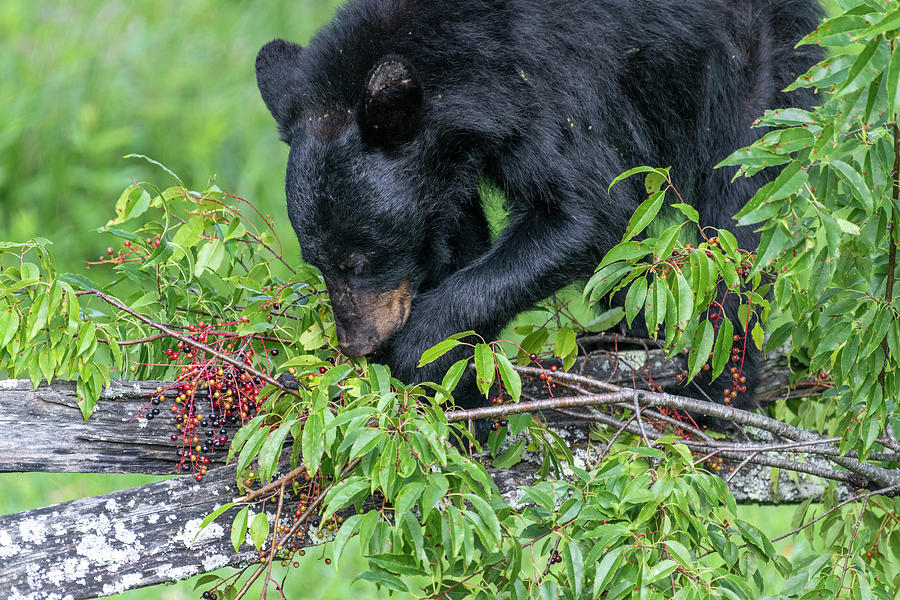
[
  {"x1": 771, "y1": 484, "x2": 900, "y2": 544},
  {"x1": 632, "y1": 390, "x2": 653, "y2": 448},
  {"x1": 235, "y1": 465, "x2": 308, "y2": 504},
  {"x1": 835, "y1": 496, "x2": 869, "y2": 599},
  {"x1": 261, "y1": 484, "x2": 287, "y2": 600}
]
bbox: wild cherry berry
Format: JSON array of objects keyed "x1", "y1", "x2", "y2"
[
  {"x1": 549, "y1": 365, "x2": 557, "y2": 372},
  {"x1": 319, "y1": 366, "x2": 328, "y2": 374},
  {"x1": 271, "y1": 348, "x2": 279, "y2": 356},
  {"x1": 106, "y1": 247, "x2": 114, "y2": 255},
  {"x1": 529, "y1": 353, "x2": 537, "y2": 361}
]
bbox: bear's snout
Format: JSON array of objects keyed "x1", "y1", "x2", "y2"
[{"x1": 326, "y1": 279, "x2": 413, "y2": 357}]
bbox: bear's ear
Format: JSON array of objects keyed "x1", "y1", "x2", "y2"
[
  {"x1": 256, "y1": 39, "x2": 304, "y2": 140},
  {"x1": 360, "y1": 56, "x2": 423, "y2": 146}
]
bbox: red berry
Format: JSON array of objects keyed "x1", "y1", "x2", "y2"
[
  {"x1": 529, "y1": 353, "x2": 537, "y2": 361},
  {"x1": 319, "y1": 367, "x2": 328, "y2": 374},
  {"x1": 550, "y1": 365, "x2": 557, "y2": 372},
  {"x1": 106, "y1": 247, "x2": 114, "y2": 255}
]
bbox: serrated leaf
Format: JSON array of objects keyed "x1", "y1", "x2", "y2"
[
  {"x1": 492, "y1": 439, "x2": 526, "y2": 468},
  {"x1": 441, "y1": 358, "x2": 469, "y2": 393},
  {"x1": 0, "y1": 309, "x2": 20, "y2": 348},
  {"x1": 249, "y1": 511, "x2": 269, "y2": 551},
  {"x1": 665, "y1": 540, "x2": 693, "y2": 568},
  {"x1": 464, "y1": 494, "x2": 502, "y2": 549},
  {"x1": 195, "y1": 239, "x2": 225, "y2": 276},
  {"x1": 301, "y1": 412, "x2": 324, "y2": 474},
  {"x1": 418, "y1": 338, "x2": 460, "y2": 367},
  {"x1": 671, "y1": 203, "x2": 699, "y2": 222},
  {"x1": 624, "y1": 276, "x2": 648, "y2": 327},
  {"x1": 257, "y1": 420, "x2": 293, "y2": 483},
  {"x1": 608, "y1": 165, "x2": 663, "y2": 191},
  {"x1": 644, "y1": 559, "x2": 678, "y2": 585},
  {"x1": 711, "y1": 318, "x2": 734, "y2": 379},
  {"x1": 687, "y1": 320, "x2": 714, "y2": 381},
  {"x1": 593, "y1": 547, "x2": 624, "y2": 597},
  {"x1": 624, "y1": 190, "x2": 666, "y2": 241},
  {"x1": 197, "y1": 503, "x2": 236, "y2": 540},
  {"x1": 564, "y1": 542, "x2": 585, "y2": 598},
  {"x1": 349, "y1": 428, "x2": 383, "y2": 460},
  {"x1": 231, "y1": 507, "x2": 249, "y2": 552},
  {"x1": 25, "y1": 294, "x2": 48, "y2": 341},
  {"x1": 495, "y1": 352, "x2": 522, "y2": 402},
  {"x1": 393, "y1": 481, "x2": 425, "y2": 518},
  {"x1": 333, "y1": 513, "x2": 363, "y2": 566},
  {"x1": 831, "y1": 160, "x2": 874, "y2": 213},
  {"x1": 474, "y1": 343, "x2": 495, "y2": 396},
  {"x1": 322, "y1": 476, "x2": 370, "y2": 522}
]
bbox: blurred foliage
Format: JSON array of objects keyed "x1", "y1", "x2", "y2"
[{"x1": 0, "y1": 0, "x2": 342, "y2": 274}]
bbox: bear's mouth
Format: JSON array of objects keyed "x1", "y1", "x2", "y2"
[{"x1": 327, "y1": 279, "x2": 412, "y2": 357}]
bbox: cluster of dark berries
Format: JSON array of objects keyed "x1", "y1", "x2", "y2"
[
  {"x1": 548, "y1": 550, "x2": 563, "y2": 565},
  {"x1": 200, "y1": 591, "x2": 219, "y2": 600},
  {"x1": 143, "y1": 320, "x2": 278, "y2": 481}
]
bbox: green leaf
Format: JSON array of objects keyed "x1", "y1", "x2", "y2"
[
  {"x1": 420, "y1": 474, "x2": 449, "y2": 520},
  {"x1": 231, "y1": 507, "x2": 249, "y2": 552},
  {"x1": 624, "y1": 190, "x2": 666, "y2": 241},
  {"x1": 195, "y1": 239, "x2": 225, "y2": 276},
  {"x1": 555, "y1": 326, "x2": 577, "y2": 360},
  {"x1": 197, "y1": 503, "x2": 235, "y2": 540},
  {"x1": 349, "y1": 428, "x2": 383, "y2": 460},
  {"x1": 608, "y1": 166, "x2": 664, "y2": 191},
  {"x1": 492, "y1": 439, "x2": 526, "y2": 468},
  {"x1": 249, "y1": 511, "x2": 269, "y2": 551},
  {"x1": 671, "y1": 203, "x2": 699, "y2": 222},
  {"x1": 831, "y1": 160, "x2": 874, "y2": 213},
  {"x1": 108, "y1": 184, "x2": 152, "y2": 225},
  {"x1": 322, "y1": 476, "x2": 370, "y2": 522},
  {"x1": 418, "y1": 338, "x2": 460, "y2": 367},
  {"x1": 301, "y1": 412, "x2": 324, "y2": 475},
  {"x1": 495, "y1": 352, "x2": 522, "y2": 402},
  {"x1": 257, "y1": 420, "x2": 293, "y2": 483},
  {"x1": 463, "y1": 494, "x2": 502, "y2": 549},
  {"x1": 711, "y1": 318, "x2": 734, "y2": 379},
  {"x1": 0, "y1": 309, "x2": 20, "y2": 348},
  {"x1": 644, "y1": 559, "x2": 677, "y2": 585},
  {"x1": 564, "y1": 542, "x2": 585, "y2": 598},
  {"x1": 888, "y1": 42, "x2": 900, "y2": 119},
  {"x1": 441, "y1": 358, "x2": 469, "y2": 392},
  {"x1": 593, "y1": 547, "x2": 624, "y2": 597},
  {"x1": 665, "y1": 540, "x2": 693, "y2": 568},
  {"x1": 354, "y1": 571, "x2": 408, "y2": 593},
  {"x1": 675, "y1": 271, "x2": 693, "y2": 328},
  {"x1": 687, "y1": 319, "x2": 714, "y2": 382},
  {"x1": 474, "y1": 343, "x2": 495, "y2": 396},
  {"x1": 171, "y1": 215, "x2": 206, "y2": 256},
  {"x1": 624, "y1": 276, "x2": 648, "y2": 328},
  {"x1": 236, "y1": 427, "x2": 268, "y2": 474},
  {"x1": 584, "y1": 262, "x2": 633, "y2": 301},
  {"x1": 393, "y1": 481, "x2": 426, "y2": 518},
  {"x1": 25, "y1": 294, "x2": 48, "y2": 341}
]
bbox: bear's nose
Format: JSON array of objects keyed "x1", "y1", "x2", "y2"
[{"x1": 338, "y1": 336, "x2": 378, "y2": 357}]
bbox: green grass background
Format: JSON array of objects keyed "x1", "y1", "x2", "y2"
[{"x1": 0, "y1": 1, "x2": 824, "y2": 597}]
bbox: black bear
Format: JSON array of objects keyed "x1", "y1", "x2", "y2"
[{"x1": 256, "y1": 0, "x2": 821, "y2": 409}]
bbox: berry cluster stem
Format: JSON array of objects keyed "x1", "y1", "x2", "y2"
[{"x1": 77, "y1": 289, "x2": 300, "y2": 397}]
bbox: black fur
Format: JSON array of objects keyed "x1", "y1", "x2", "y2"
[{"x1": 257, "y1": 0, "x2": 822, "y2": 409}]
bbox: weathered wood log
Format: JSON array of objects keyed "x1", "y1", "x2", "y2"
[
  {"x1": 0, "y1": 464, "x2": 254, "y2": 599},
  {"x1": 0, "y1": 347, "x2": 841, "y2": 599},
  {"x1": 0, "y1": 346, "x2": 802, "y2": 474}
]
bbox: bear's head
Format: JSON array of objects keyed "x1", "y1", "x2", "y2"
[{"x1": 256, "y1": 38, "x2": 484, "y2": 357}]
